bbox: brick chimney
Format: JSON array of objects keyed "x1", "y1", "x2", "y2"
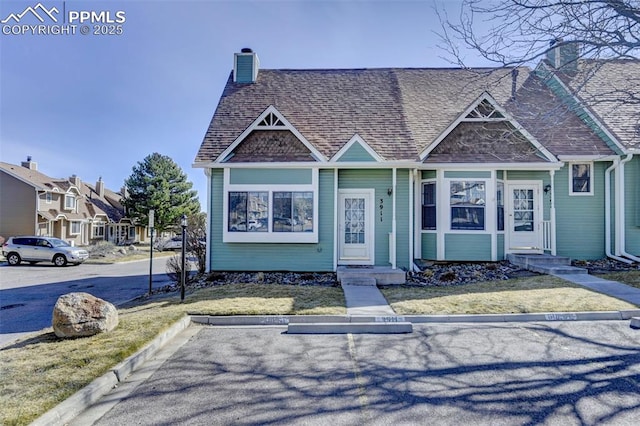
[
  {"x1": 21, "y1": 156, "x2": 37, "y2": 170},
  {"x1": 233, "y1": 48, "x2": 260, "y2": 83},
  {"x1": 96, "y1": 177, "x2": 105, "y2": 197}
]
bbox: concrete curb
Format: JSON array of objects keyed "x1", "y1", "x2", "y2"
[
  {"x1": 631, "y1": 317, "x2": 640, "y2": 329},
  {"x1": 288, "y1": 322, "x2": 413, "y2": 334},
  {"x1": 30, "y1": 315, "x2": 192, "y2": 426}
]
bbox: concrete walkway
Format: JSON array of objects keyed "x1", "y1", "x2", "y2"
[
  {"x1": 554, "y1": 273, "x2": 640, "y2": 306},
  {"x1": 341, "y1": 284, "x2": 396, "y2": 316},
  {"x1": 339, "y1": 269, "x2": 640, "y2": 317}
]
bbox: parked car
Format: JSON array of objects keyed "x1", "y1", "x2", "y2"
[
  {"x1": 2, "y1": 236, "x2": 89, "y2": 266},
  {"x1": 155, "y1": 236, "x2": 183, "y2": 251}
]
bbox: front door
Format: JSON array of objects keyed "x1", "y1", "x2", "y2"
[
  {"x1": 506, "y1": 183, "x2": 543, "y2": 253},
  {"x1": 338, "y1": 189, "x2": 374, "y2": 265}
]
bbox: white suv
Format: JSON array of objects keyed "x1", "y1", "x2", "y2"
[{"x1": 2, "y1": 236, "x2": 89, "y2": 266}]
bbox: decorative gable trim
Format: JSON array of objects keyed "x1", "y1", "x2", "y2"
[
  {"x1": 419, "y1": 92, "x2": 558, "y2": 163},
  {"x1": 216, "y1": 105, "x2": 327, "y2": 163},
  {"x1": 330, "y1": 134, "x2": 384, "y2": 162}
]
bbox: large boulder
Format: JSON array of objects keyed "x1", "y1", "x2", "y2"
[{"x1": 52, "y1": 292, "x2": 118, "y2": 338}]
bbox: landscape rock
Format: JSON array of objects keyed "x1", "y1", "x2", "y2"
[{"x1": 52, "y1": 292, "x2": 118, "y2": 338}]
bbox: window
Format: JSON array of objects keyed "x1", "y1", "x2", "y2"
[
  {"x1": 450, "y1": 181, "x2": 485, "y2": 230},
  {"x1": 497, "y1": 182, "x2": 504, "y2": 231},
  {"x1": 570, "y1": 163, "x2": 593, "y2": 195},
  {"x1": 64, "y1": 194, "x2": 76, "y2": 210},
  {"x1": 273, "y1": 192, "x2": 313, "y2": 232},
  {"x1": 46, "y1": 192, "x2": 52, "y2": 204},
  {"x1": 93, "y1": 223, "x2": 105, "y2": 238},
  {"x1": 128, "y1": 226, "x2": 135, "y2": 239},
  {"x1": 422, "y1": 182, "x2": 436, "y2": 230},
  {"x1": 70, "y1": 221, "x2": 81, "y2": 235},
  {"x1": 228, "y1": 192, "x2": 268, "y2": 232}
]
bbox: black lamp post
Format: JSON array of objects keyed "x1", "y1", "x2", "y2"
[
  {"x1": 148, "y1": 209, "x2": 155, "y2": 296},
  {"x1": 180, "y1": 214, "x2": 187, "y2": 301}
]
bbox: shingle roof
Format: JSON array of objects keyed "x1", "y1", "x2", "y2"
[
  {"x1": 196, "y1": 65, "x2": 622, "y2": 164},
  {"x1": 558, "y1": 59, "x2": 640, "y2": 150}
]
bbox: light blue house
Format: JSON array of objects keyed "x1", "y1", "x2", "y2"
[{"x1": 194, "y1": 48, "x2": 639, "y2": 272}]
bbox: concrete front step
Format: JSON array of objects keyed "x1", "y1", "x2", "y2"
[
  {"x1": 337, "y1": 266, "x2": 406, "y2": 285},
  {"x1": 342, "y1": 276, "x2": 376, "y2": 286},
  {"x1": 507, "y1": 253, "x2": 572, "y2": 267},
  {"x1": 287, "y1": 322, "x2": 413, "y2": 334},
  {"x1": 529, "y1": 264, "x2": 588, "y2": 275}
]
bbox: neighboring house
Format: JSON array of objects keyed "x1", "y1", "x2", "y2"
[
  {"x1": 194, "y1": 48, "x2": 639, "y2": 272},
  {"x1": 0, "y1": 159, "x2": 145, "y2": 246}
]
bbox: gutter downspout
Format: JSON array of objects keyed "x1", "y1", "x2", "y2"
[
  {"x1": 605, "y1": 158, "x2": 633, "y2": 264},
  {"x1": 549, "y1": 170, "x2": 557, "y2": 256},
  {"x1": 618, "y1": 154, "x2": 640, "y2": 262},
  {"x1": 408, "y1": 169, "x2": 414, "y2": 271},
  {"x1": 205, "y1": 169, "x2": 212, "y2": 272}
]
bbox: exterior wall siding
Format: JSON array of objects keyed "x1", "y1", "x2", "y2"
[
  {"x1": 229, "y1": 168, "x2": 312, "y2": 185},
  {"x1": 445, "y1": 234, "x2": 492, "y2": 260},
  {"x1": 553, "y1": 163, "x2": 608, "y2": 259},
  {"x1": 209, "y1": 168, "x2": 334, "y2": 271},
  {"x1": 421, "y1": 233, "x2": 437, "y2": 259},
  {"x1": 337, "y1": 143, "x2": 377, "y2": 162},
  {"x1": 625, "y1": 157, "x2": 640, "y2": 255},
  {"x1": 0, "y1": 172, "x2": 36, "y2": 238},
  {"x1": 497, "y1": 233, "x2": 505, "y2": 260}
]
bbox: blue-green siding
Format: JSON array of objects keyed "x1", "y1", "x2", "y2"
[
  {"x1": 230, "y1": 168, "x2": 312, "y2": 185},
  {"x1": 444, "y1": 171, "x2": 491, "y2": 178},
  {"x1": 625, "y1": 157, "x2": 640, "y2": 254},
  {"x1": 209, "y1": 168, "x2": 334, "y2": 271},
  {"x1": 338, "y1": 169, "x2": 411, "y2": 269},
  {"x1": 235, "y1": 55, "x2": 255, "y2": 83},
  {"x1": 421, "y1": 233, "x2": 437, "y2": 259},
  {"x1": 497, "y1": 234, "x2": 505, "y2": 260},
  {"x1": 336, "y1": 142, "x2": 378, "y2": 162},
  {"x1": 422, "y1": 170, "x2": 436, "y2": 179},
  {"x1": 445, "y1": 234, "x2": 492, "y2": 261},
  {"x1": 554, "y1": 163, "x2": 608, "y2": 259}
]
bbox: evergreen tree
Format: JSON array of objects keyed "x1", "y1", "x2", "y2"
[{"x1": 123, "y1": 153, "x2": 200, "y2": 233}]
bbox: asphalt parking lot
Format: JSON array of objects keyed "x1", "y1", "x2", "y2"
[{"x1": 72, "y1": 321, "x2": 640, "y2": 426}]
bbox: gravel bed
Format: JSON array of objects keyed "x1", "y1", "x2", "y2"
[{"x1": 148, "y1": 258, "x2": 639, "y2": 296}]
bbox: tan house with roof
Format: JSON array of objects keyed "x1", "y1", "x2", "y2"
[
  {"x1": 0, "y1": 158, "x2": 144, "y2": 246},
  {"x1": 193, "y1": 48, "x2": 639, "y2": 273}
]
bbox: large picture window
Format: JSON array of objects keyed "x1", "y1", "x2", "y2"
[
  {"x1": 450, "y1": 181, "x2": 485, "y2": 230},
  {"x1": 422, "y1": 182, "x2": 436, "y2": 230},
  {"x1": 70, "y1": 221, "x2": 81, "y2": 235},
  {"x1": 273, "y1": 192, "x2": 313, "y2": 232},
  {"x1": 570, "y1": 163, "x2": 593, "y2": 195},
  {"x1": 223, "y1": 169, "x2": 319, "y2": 243},
  {"x1": 229, "y1": 192, "x2": 269, "y2": 232}
]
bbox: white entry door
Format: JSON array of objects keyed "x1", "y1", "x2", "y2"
[
  {"x1": 506, "y1": 183, "x2": 543, "y2": 253},
  {"x1": 338, "y1": 189, "x2": 375, "y2": 265}
]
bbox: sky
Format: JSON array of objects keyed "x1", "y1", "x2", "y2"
[{"x1": 0, "y1": 0, "x2": 494, "y2": 209}]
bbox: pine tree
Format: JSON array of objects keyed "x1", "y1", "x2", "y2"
[{"x1": 123, "y1": 153, "x2": 200, "y2": 233}]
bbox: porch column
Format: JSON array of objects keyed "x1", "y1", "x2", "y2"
[
  {"x1": 391, "y1": 167, "x2": 397, "y2": 269},
  {"x1": 549, "y1": 170, "x2": 556, "y2": 255}
]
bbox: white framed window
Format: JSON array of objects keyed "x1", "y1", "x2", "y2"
[
  {"x1": 569, "y1": 162, "x2": 593, "y2": 195},
  {"x1": 450, "y1": 180, "x2": 486, "y2": 231},
  {"x1": 223, "y1": 169, "x2": 319, "y2": 243},
  {"x1": 421, "y1": 181, "x2": 436, "y2": 230},
  {"x1": 70, "y1": 221, "x2": 81, "y2": 235},
  {"x1": 64, "y1": 194, "x2": 76, "y2": 210},
  {"x1": 128, "y1": 226, "x2": 136, "y2": 239},
  {"x1": 46, "y1": 192, "x2": 52, "y2": 204}
]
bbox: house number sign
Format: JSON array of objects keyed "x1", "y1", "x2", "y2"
[{"x1": 379, "y1": 198, "x2": 384, "y2": 222}]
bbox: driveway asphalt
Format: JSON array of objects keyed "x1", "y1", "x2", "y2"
[{"x1": 71, "y1": 321, "x2": 640, "y2": 426}]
